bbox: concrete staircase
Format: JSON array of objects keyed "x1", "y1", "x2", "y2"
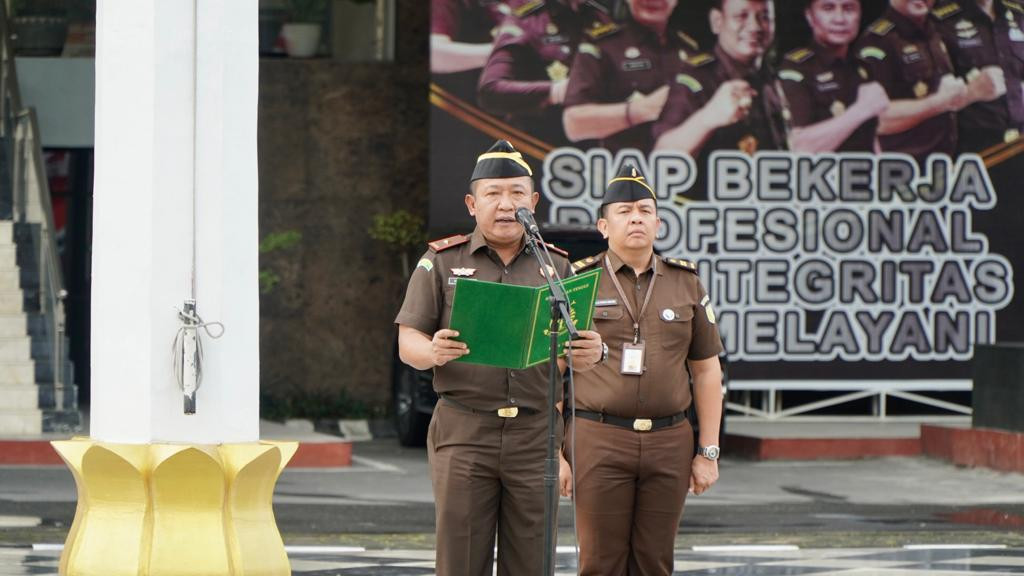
[{"x1": 0, "y1": 219, "x2": 78, "y2": 436}]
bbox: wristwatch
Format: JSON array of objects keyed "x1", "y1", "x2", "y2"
[
  {"x1": 599, "y1": 342, "x2": 609, "y2": 364},
  {"x1": 698, "y1": 444, "x2": 721, "y2": 461}
]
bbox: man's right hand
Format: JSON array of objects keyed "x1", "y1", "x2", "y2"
[
  {"x1": 704, "y1": 79, "x2": 756, "y2": 128},
  {"x1": 936, "y1": 74, "x2": 969, "y2": 112},
  {"x1": 967, "y1": 66, "x2": 1006, "y2": 104},
  {"x1": 430, "y1": 329, "x2": 469, "y2": 366},
  {"x1": 852, "y1": 81, "x2": 890, "y2": 119},
  {"x1": 631, "y1": 85, "x2": 670, "y2": 124}
]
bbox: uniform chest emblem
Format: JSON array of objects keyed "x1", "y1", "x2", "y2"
[
  {"x1": 661, "y1": 308, "x2": 676, "y2": 321},
  {"x1": 955, "y1": 19, "x2": 978, "y2": 39},
  {"x1": 547, "y1": 60, "x2": 569, "y2": 81},
  {"x1": 451, "y1": 267, "x2": 477, "y2": 277},
  {"x1": 914, "y1": 81, "x2": 929, "y2": 98},
  {"x1": 901, "y1": 44, "x2": 922, "y2": 63},
  {"x1": 830, "y1": 100, "x2": 846, "y2": 117},
  {"x1": 625, "y1": 46, "x2": 641, "y2": 59}
]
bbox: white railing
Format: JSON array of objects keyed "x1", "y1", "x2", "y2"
[
  {"x1": 1, "y1": 1, "x2": 70, "y2": 410},
  {"x1": 727, "y1": 379, "x2": 973, "y2": 420}
]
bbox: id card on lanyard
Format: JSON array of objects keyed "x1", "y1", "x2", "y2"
[{"x1": 605, "y1": 254, "x2": 657, "y2": 375}]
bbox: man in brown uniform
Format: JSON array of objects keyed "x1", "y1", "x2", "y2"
[
  {"x1": 396, "y1": 139, "x2": 604, "y2": 576},
  {"x1": 933, "y1": 0, "x2": 1024, "y2": 153},
  {"x1": 854, "y1": 0, "x2": 970, "y2": 163},
  {"x1": 562, "y1": 0, "x2": 700, "y2": 153},
  {"x1": 559, "y1": 164, "x2": 724, "y2": 576},
  {"x1": 778, "y1": 0, "x2": 891, "y2": 153},
  {"x1": 652, "y1": 0, "x2": 786, "y2": 158},
  {"x1": 478, "y1": 0, "x2": 615, "y2": 147}
]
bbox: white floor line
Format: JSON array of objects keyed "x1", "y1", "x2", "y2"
[
  {"x1": 903, "y1": 544, "x2": 1008, "y2": 550},
  {"x1": 284, "y1": 545, "x2": 367, "y2": 554},
  {"x1": 692, "y1": 544, "x2": 801, "y2": 552},
  {"x1": 350, "y1": 455, "x2": 403, "y2": 473}
]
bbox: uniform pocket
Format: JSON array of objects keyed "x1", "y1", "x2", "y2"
[
  {"x1": 593, "y1": 306, "x2": 625, "y2": 321},
  {"x1": 659, "y1": 305, "x2": 694, "y2": 350}
]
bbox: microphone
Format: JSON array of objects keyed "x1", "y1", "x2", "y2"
[{"x1": 515, "y1": 207, "x2": 541, "y2": 236}]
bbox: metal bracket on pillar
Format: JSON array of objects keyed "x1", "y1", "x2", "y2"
[{"x1": 174, "y1": 299, "x2": 224, "y2": 415}]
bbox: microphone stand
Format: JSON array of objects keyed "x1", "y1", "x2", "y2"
[{"x1": 522, "y1": 228, "x2": 578, "y2": 576}]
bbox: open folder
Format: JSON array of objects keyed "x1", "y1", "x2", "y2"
[{"x1": 448, "y1": 268, "x2": 601, "y2": 369}]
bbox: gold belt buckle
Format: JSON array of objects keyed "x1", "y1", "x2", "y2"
[
  {"x1": 497, "y1": 407, "x2": 519, "y2": 418},
  {"x1": 632, "y1": 418, "x2": 653, "y2": 432},
  {"x1": 1005, "y1": 129, "x2": 1020, "y2": 143}
]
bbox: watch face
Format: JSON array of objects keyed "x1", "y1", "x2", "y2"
[{"x1": 702, "y1": 445, "x2": 720, "y2": 460}]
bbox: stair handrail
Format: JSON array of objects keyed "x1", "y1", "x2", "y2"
[{"x1": 1, "y1": 2, "x2": 70, "y2": 411}]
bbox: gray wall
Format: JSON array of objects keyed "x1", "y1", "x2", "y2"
[{"x1": 258, "y1": 1, "x2": 428, "y2": 414}]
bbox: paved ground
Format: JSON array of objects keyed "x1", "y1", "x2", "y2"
[{"x1": 2, "y1": 437, "x2": 1024, "y2": 573}]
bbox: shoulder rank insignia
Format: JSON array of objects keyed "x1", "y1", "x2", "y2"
[
  {"x1": 513, "y1": 0, "x2": 545, "y2": 18},
  {"x1": 932, "y1": 2, "x2": 962, "y2": 19},
  {"x1": 571, "y1": 255, "x2": 600, "y2": 273},
  {"x1": 675, "y1": 73, "x2": 703, "y2": 93},
  {"x1": 584, "y1": 21, "x2": 621, "y2": 41},
  {"x1": 687, "y1": 52, "x2": 715, "y2": 67},
  {"x1": 676, "y1": 30, "x2": 699, "y2": 52},
  {"x1": 544, "y1": 242, "x2": 569, "y2": 258},
  {"x1": 428, "y1": 234, "x2": 469, "y2": 253},
  {"x1": 858, "y1": 46, "x2": 887, "y2": 61},
  {"x1": 496, "y1": 23, "x2": 524, "y2": 38},
  {"x1": 785, "y1": 47, "x2": 814, "y2": 63},
  {"x1": 869, "y1": 18, "x2": 895, "y2": 35},
  {"x1": 416, "y1": 257, "x2": 434, "y2": 272},
  {"x1": 663, "y1": 257, "x2": 697, "y2": 273},
  {"x1": 778, "y1": 69, "x2": 805, "y2": 82},
  {"x1": 1006, "y1": 0, "x2": 1024, "y2": 13}
]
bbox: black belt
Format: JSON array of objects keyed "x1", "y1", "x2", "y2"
[
  {"x1": 440, "y1": 395, "x2": 539, "y2": 418},
  {"x1": 572, "y1": 409, "x2": 686, "y2": 432}
]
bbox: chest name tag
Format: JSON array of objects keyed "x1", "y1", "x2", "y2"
[
  {"x1": 448, "y1": 277, "x2": 458, "y2": 286},
  {"x1": 622, "y1": 59, "x2": 653, "y2": 71},
  {"x1": 595, "y1": 298, "x2": 619, "y2": 307}
]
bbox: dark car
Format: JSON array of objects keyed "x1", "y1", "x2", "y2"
[{"x1": 392, "y1": 224, "x2": 728, "y2": 446}]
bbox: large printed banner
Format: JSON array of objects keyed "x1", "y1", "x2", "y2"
[{"x1": 429, "y1": 0, "x2": 1021, "y2": 382}]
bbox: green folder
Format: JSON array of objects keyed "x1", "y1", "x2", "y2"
[{"x1": 449, "y1": 268, "x2": 602, "y2": 369}]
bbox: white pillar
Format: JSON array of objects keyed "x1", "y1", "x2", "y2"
[{"x1": 90, "y1": 0, "x2": 259, "y2": 444}]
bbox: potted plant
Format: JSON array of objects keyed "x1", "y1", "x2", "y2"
[{"x1": 280, "y1": 0, "x2": 328, "y2": 58}]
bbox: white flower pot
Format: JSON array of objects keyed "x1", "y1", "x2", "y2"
[{"x1": 281, "y1": 23, "x2": 322, "y2": 58}]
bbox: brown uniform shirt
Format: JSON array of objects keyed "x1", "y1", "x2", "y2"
[
  {"x1": 933, "y1": 0, "x2": 1024, "y2": 152},
  {"x1": 855, "y1": 7, "x2": 957, "y2": 161},
  {"x1": 570, "y1": 250, "x2": 722, "y2": 419},
  {"x1": 564, "y1": 17, "x2": 699, "y2": 153},
  {"x1": 478, "y1": 0, "x2": 613, "y2": 147},
  {"x1": 652, "y1": 44, "x2": 788, "y2": 156},
  {"x1": 777, "y1": 42, "x2": 879, "y2": 152},
  {"x1": 395, "y1": 228, "x2": 571, "y2": 412}
]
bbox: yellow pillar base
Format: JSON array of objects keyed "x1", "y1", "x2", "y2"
[{"x1": 51, "y1": 438, "x2": 298, "y2": 576}]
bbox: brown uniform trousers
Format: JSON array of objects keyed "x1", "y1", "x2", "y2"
[
  {"x1": 565, "y1": 416, "x2": 694, "y2": 575},
  {"x1": 429, "y1": 402, "x2": 560, "y2": 576}
]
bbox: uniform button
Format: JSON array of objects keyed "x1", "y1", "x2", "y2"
[
  {"x1": 504, "y1": 268, "x2": 509, "y2": 274},
  {"x1": 510, "y1": 371, "x2": 517, "y2": 378},
  {"x1": 510, "y1": 398, "x2": 518, "y2": 405}
]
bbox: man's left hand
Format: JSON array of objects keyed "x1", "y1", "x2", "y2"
[
  {"x1": 689, "y1": 455, "x2": 719, "y2": 495},
  {"x1": 564, "y1": 330, "x2": 603, "y2": 371}
]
